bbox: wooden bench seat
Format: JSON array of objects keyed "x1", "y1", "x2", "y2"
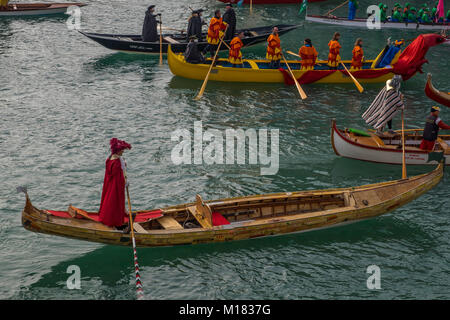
[{"x1": 157, "y1": 216, "x2": 184, "y2": 230}]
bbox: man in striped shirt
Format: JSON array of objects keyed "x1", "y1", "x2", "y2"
[{"x1": 362, "y1": 75, "x2": 404, "y2": 134}]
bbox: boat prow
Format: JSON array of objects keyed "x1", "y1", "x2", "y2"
[
  {"x1": 20, "y1": 161, "x2": 443, "y2": 247},
  {"x1": 331, "y1": 119, "x2": 450, "y2": 165},
  {"x1": 425, "y1": 73, "x2": 450, "y2": 108},
  {"x1": 0, "y1": 3, "x2": 87, "y2": 17}
]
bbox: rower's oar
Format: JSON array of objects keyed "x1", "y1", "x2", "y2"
[
  {"x1": 287, "y1": 50, "x2": 301, "y2": 58},
  {"x1": 126, "y1": 186, "x2": 144, "y2": 300},
  {"x1": 281, "y1": 53, "x2": 307, "y2": 100},
  {"x1": 158, "y1": 14, "x2": 163, "y2": 65},
  {"x1": 340, "y1": 61, "x2": 364, "y2": 93},
  {"x1": 194, "y1": 25, "x2": 229, "y2": 100}
]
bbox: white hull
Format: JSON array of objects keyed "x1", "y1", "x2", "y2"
[
  {"x1": 306, "y1": 15, "x2": 450, "y2": 31},
  {"x1": 0, "y1": 3, "x2": 85, "y2": 17},
  {"x1": 0, "y1": 8, "x2": 67, "y2": 16},
  {"x1": 331, "y1": 121, "x2": 450, "y2": 165}
]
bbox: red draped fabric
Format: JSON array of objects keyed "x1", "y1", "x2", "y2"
[
  {"x1": 278, "y1": 68, "x2": 335, "y2": 85},
  {"x1": 393, "y1": 34, "x2": 446, "y2": 81},
  {"x1": 98, "y1": 158, "x2": 128, "y2": 227},
  {"x1": 339, "y1": 69, "x2": 392, "y2": 79}
]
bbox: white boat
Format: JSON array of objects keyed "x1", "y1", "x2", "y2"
[
  {"x1": 331, "y1": 120, "x2": 450, "y2": 165},
  {"x1": 306, "y1": 15, "x2": 450, "y2": 30},
  {"x1": 0, "y1": 3, "x2": 86, "y2": 17}
]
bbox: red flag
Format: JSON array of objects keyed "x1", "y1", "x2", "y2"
[{"x1": 436, "y1": 0, "x2": 444, "y2": 22}]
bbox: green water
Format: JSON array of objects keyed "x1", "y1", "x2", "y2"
[{"x1": 1, "y1": 0, "x2": 449, "y2": 299}]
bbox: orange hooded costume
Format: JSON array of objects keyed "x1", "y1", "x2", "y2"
[
  {"x1": 229, "y1": 36, "x2": 243, "y2": 64},
  {"x1": 266, "y1": 34, "x2": 281, "y2": 61},
  {"x1": 206, "y1": 17, "x2": 227, "y2": 45},
  {"x1": 327, "y1": 39, "x2": 341, "y2": 67}
]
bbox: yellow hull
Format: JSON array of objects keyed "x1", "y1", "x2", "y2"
[{"x1": 168, "y1": 45, "x2": 394, "y2": 84}]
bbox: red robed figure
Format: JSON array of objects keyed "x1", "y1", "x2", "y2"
[{"x1": 98, "y1": 138, "x2": 132, "y2": 227}]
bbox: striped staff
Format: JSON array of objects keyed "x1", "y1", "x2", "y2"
[{"x1": 126, "y1": 186, "x2": 144, "y2": 300}]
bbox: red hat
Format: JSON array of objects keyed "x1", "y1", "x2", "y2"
[{"x1": 110, "y1": 138, "x2": 131, "y2": 155}]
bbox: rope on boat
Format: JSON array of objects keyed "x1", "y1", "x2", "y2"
[
  {"x1": 126, "y1": 187, "x2": 144, "y2": 300},
  {"x1": 132, "y1": 238, "x2": 144, "y2": 300}
]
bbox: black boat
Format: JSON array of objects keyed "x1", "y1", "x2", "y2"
[{"x1": 78, "y1": 24, "x2": 299, "y2": 55}]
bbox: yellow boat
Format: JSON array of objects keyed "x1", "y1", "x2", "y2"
[{"x1": 167, "y1": 45, "x2": 394, "y2": 84}]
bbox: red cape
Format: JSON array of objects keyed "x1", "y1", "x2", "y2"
[
  {"x1": 393, "y1": 34, "x2": 446, "y2": 81},
  {"x1": 98, "y1": 157, "x2": 128, "y2": 227}
]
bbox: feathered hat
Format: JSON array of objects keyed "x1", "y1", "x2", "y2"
[{"x1": 110, "y1": 138, "x2": 132, "y2": 155}]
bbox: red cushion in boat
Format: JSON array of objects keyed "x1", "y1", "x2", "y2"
[
  {"x1": 45, "y1": 209, "x2": 163, "y2": 223},
  {"x1": 212, "y1": 212, "x2": 230, "y2": 226}
]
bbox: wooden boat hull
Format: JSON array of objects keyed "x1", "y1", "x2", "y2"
[
  {"x1": 0, "y1": 3, "x2": 86, "y2": 17},
  {"x1": 21, "y1": 163, "x2": 443, "y2": 247},
  {"x1": 331, "y1": 120, "x2": 450, "y2": 165},
  {"x1": 167, "y1": 45, "x2": 394, "y2": 84},
  {"x1": 425, "y1": 74, "x2": 450, "y2": 108},
  {"x1": 79, "y1": 24, "x2": 298, "y2": 55},
  {"x1": 306, "y1": 15, "x2": 449, "y2": 30}
]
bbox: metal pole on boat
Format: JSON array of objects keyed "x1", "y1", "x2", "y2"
[
  {"x1": 401, "y1": 108, "x2": 407, "y2": 179},
  {"x1": 126, "y1": 186, "x2": 144, "y2": 300}
]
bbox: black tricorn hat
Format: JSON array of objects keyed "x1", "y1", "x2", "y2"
[{"x1": 147, "y1": 5, "x2": 155, "y2": 10}]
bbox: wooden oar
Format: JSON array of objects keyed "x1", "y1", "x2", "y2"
[
  {"x1": 126, "y1": 186, "x2": 144, "y2": 300},
  {"x1": 287, "y1": 50, "x2": 301, "y2": 58},
  {"x1": 194, "y1": 25, "x2": 229, "y2": 100},
  {"x1": 401, "y1": 109, "x2": 407, "y2": 179},
  {"x1": 281, "y1": 53, "x2": 307, "y2": 100},
  {"x1": 325, "y1": 0, "x2": 349, "y2": 16},
  {"x1": 339, "y1": 61, "x2": 364, "y2": 93},
  {"x1": 159, "y1": 14, "x2": 163, "y2": 65}
]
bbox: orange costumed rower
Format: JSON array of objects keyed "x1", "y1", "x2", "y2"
[
  {"x1": 298, "y1": 38, "x2": 318, "y2": 70},
  {"x1": 328, "y1": 32, "x2": 341, "y2": 68},
  {"x1": 229, "y1": 31, "x2": 245, "y2": 66},
  {"x1": 204, "y1": 9, "x2": 227, "y2": 57},
  {"x1": 351, "y1": 38, "x2": 364, "y2": 70},
  {"x1": 266, "y1": 27, "x2": 281, "y2": 68},
  {"x1": 98, "y1": 138, "x2": 132, "y2": 228}
]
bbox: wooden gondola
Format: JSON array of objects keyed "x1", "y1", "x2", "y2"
[
  {"x1": 78, "y1": 24, "x2": 298, "y2": 55},
  {"x1": 305, "y1": 14, "x2": 449, "y2": 30},
  {"x1": 21, "y1": 164, "x2": 443, "y2": 247},
  {"x1": 167, "y1": 45, "x2": 394, "y2": 84},
  {"x1": 331, "y1": 119, "x2": 450, "y2": 165},
  {"x1": 425, "y1": 74, "x2": 450, "y2": 108},
  {"x1": 0, "y1": 3, "x2": 86, "y2": 17}
]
